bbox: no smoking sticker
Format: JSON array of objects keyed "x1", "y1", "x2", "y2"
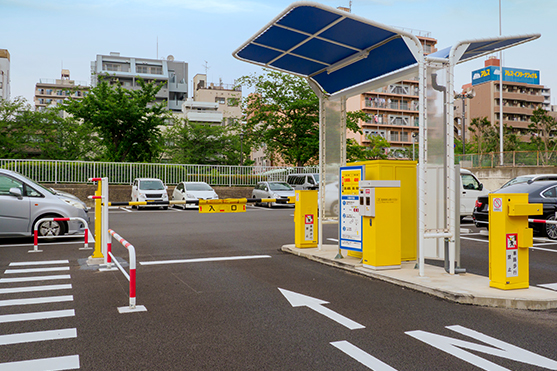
[{"x1": 493, "y1": 197, "x2": 503, "y2": 212}]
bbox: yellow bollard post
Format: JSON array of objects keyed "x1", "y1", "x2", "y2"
[
  {"x1": 488, "y1": 193, "x2": 542, "y2": 290},
  {"x1": 294, "y1": 190, "x2": 318, "y2": 248},
  {"x1": 90, "y1": 180, "x2": 104, "y2": 259}
]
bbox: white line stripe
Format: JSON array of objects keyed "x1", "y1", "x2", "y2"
[
  {"x1": 538, "y1": 283, "x2": 557, "y2": 291},
  {"x1": 327, "y1": 238, "x2": 339, "y2": 242},
  {"x1": 140, "y1": 255, "x2": 272, "y2": 266},
  {"x1": 2, "y1": 240, "x2": 86, "y2": 248},
  {"x1": 0, "y1": 355, "x2": 79, "y2": 371},
  {"x1": 5, "y1": 267, "x2": 70, "y2": 274},
  {"x1": 0, "y1": 309, "x2": 75, "y2": 324},
  {"x1": 460, "y1": 236, "x2": 489, "y2": 243},
  {"x1": 331, "y1": 340, "x2": 397, "y2": 370},
  {"x1": 531, "y1": 246, "x2": 557, "y2": 253},
  {"x1": 119, "y1": 207, "x2": 132, "y2": 212},
  {"x1": 0, "y1": 295, "x2": 73, "y2": 307},
  {"x1": 0, "y1": 275, "x2": 71, "y2": 283},
  {"x1": 9, "y1": 260, "x2": 69, "y2": 266},
  {"x1": 0, "y1": 284, "x2": 72, "y2": 295},
  {"x1": 0, "y1": 328, "x2": 77, "y2": 346}
]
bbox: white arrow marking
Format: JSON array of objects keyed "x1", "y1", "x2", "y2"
[{"x1": 278, "y1": 288, "x2": 365, "y2": 330}]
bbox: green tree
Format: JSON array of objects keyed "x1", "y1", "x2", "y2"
[
  {"x1": 528, "y1": 106, "x2": 557, "y2": 164},
  {"x1": 61, "y1": 76, "x2": 169, "y2": 162},
  {"x1": 236, "y1": 69, "x2": 362, "y2": 166},
  {"x1": 468, "y1": 117, "x2": 498, "y2": 155},
  {"x1": 347, "y1": 134, "x2": 391, "y2": 161},
  {"x1": 0, "y1": 98, "x2": 96, "y2": 160},
  {"x1": 164, "y1": 118, "x2": 249, "y2": 165}
]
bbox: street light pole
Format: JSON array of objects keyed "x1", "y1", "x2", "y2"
[
  {"x1": 455, "y1": 91, "x2": 474, "y2": 155},
  {"x1": 240, "y1": 133, "x2": 244, "y2": 166}
]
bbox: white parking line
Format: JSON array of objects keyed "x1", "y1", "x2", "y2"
[
  {"x1": 5, "y1": 267, "x2": 70, "y2": 274},
  {"x1": 140, "y1": 255, "x2": 272, "y2": 266},
  {"x1": 0, "y1": 355, "x2": 80, "y2": 371},
  {"x1": 538, "y1": 283, "x2": 557, "y2": 291},
  {"x1": 0, "y1": 328, "x2": 77, "y2": 346},
  {"x1": 0, "y1": 296, "x2": 73, "y2": 307},
  {"x1": 9, "y1": 260, "x2": 69, "y2": 266},
  {"x1": 0, "y1": 275, "x2": 71, "y2": 283},
  {"x1": 0, "y1": 284, "x2": 72, "y2": 295},
  {"x1": 460, "y1": 236, "x2": 488, "y2": 243},
  {"x1": 0, "y1": 309, "x2": 75, "y2": 324}
]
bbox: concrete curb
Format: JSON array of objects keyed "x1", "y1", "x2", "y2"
[{"x1": 281, "y1": 244, "x2": 557, "y2": 310}]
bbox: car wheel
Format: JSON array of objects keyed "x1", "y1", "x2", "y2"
[
  {"x1": 330, "y1": 201, "x2": 339, "y2": 216},
  {"x1": 544, "y1": 214, "x2": 557, "y2": 240},
  {"x1": 37, "y1": 217, "x2": 66, "y2": 237},
  {"x1": 252, "y1": 194, "x2": 258, "y2": 206}
]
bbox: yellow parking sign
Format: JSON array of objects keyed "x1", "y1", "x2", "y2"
[{"x1": 199, "y1": 203, "x2": 246, "y2": 214}]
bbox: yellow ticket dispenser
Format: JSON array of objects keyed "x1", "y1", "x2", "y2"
[
  {"x1": 294, "y1": 190, "x2": 318, "y2": 248},
  {"x1": 359, "y1": 180, "x2": 401, "y2": 270},
  {"x1": 348, "y1": 160, "x2": 416, "y2": 261},
  {"x1": 488, "y1": 193, "x2": 542, "y2": 290}
]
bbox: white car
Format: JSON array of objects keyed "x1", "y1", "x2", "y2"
[
  {"x1": 131, "y1": 178, "x2": 169, "y2": 210},
  {"x1": 460, "y1": 169, "x2": 489, "y2": 219},
  {"x1": 172, "y1": 182, "x2": 218, "y2": 209}
]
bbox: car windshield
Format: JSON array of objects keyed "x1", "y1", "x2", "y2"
[
  {"x1": 502, "y1": 176, "x2": 534, "y2": 188},
  {"x1": 186, "y1": 183, "x2": 213, "y2": 191},
  {"x1": 269, "y1": 182, "x2": 293, "y2": 191},
  {"x1": 139, "y1": 180, "x2": 165, "y2": 190}
]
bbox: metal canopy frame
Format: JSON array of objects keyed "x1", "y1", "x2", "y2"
[{"x1": 233, "y1": 1, "x2": 540, "y2": 277}]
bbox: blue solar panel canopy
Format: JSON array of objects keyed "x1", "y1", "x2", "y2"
[
  {"x1": 428, "y1": 34, "x2": 540, "y2": 64},
  {"x1": 233, "y1": 1, "x2": 422, "y2": 96}
]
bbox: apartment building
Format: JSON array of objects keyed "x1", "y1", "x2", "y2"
[
  {"x1": 0, "y1": 49, "x2": 10, "y2": 101},
  {"x1": 91, "y1": 52, "x2": 188, "y2": 113},
  {"x1": 346, "y1": 34, "x2": 437, "y2": 153},
  {"x1": 191, "y1": 74, "x2": 242, "y2": 126},
  {"x1": 34, "y1": 69, "x2": 89, "y2": 111},
  {"x1": 465, "y1": 57, "x2": 553, "y2": 141}
]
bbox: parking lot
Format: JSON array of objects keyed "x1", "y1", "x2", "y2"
[{"x1": 1, "y1": 206, "x2": 557, "y2": 370}]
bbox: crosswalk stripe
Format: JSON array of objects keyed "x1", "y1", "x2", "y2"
[
  {"x1": 0, "y1": 328, "x2": 77, "y2": 346},
  {"x1": 0, "y1": 275, "x2": 71, "y2": 283},
  {"x1": 0, "y1": 284, "x2": 72, "y2": 295},
  {"x1": 8, "y1": 260, "x2": 69, "y2": 266},
  {"x1": 0, "y1": 295, "x2": 73, "y2": 307},
  {"x1": 4, "y1": 267, "x2": 70, "y2": 274},
  {"x1": 0, "y1": 355, "x2": 79, "y2": 370},
  {"x1": 0, "y1": 309, "x2": 75, "y2": 324}
]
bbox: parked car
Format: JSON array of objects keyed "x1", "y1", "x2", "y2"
[
  {"x1": 172, "y1": 181, "x2": 218, "y2": 209},
  {"x1": 0, "y1": 169, "x2": 89, "y2": 237},
  {"x1": 286, "y1": 173, "x2": 319, "y2": 190},
  {"x1": 499, "y1": 174, "x2": 557, "y2": 189},
  {"x1": 460, "y1": 169, "x2": 489, "y2": 220},
  {"x1": 472, "y1": 180, "x2": 557, "y2": 239},
  {"x1": 131, "y1": 178, "x2": 169, "y2": 210},
  {"x1": 252, "y1": 181, "x2": 295, "y2": 208}
]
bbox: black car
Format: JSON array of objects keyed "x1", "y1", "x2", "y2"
[{"x1": 473, "y1": 180, "x2": 557, "y2": 239}]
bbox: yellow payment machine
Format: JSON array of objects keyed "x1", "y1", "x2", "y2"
[
  {"x1": 488, "y1": 193, "x2": 542, "y2": 290},
  {"x1": 359, "y1": 180, "x2": 401, "y2": 270},
  {"x1": 294, "y1": 190, "x2": 318, "y2": 248}
]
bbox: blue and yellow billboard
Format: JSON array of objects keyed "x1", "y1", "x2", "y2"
[{"x1": 471, "y1": 66, "x2": 540, "y2": 86}]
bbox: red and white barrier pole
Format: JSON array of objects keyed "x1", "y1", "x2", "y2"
[
  {"x1": 31, "y1": 217, "x2": 90, "y2": 253},
  {"x1": 106, "y1": 229, "x2": 144, "y2": 313}
]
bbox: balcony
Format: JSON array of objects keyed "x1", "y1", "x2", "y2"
[
  {"x1": 185, "y1": 111, "x2": 223, "y2": 123},
  {"x1": 169, "y1": 82, "x2": 187, "y2": 93},
  {"x1": 167, "y1": 100, "x2": 184, "y2": 111}
]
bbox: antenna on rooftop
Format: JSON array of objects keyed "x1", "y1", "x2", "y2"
[
  {"x1": 349, "y1": 0, "x2": 352, "y2": 12},
  {"x1": 203, "y1": 61, "x2": 210, "y2": 76}
]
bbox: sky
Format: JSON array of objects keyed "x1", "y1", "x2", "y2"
[{"x1": 2, "y1": 0, "x2": 556, "y2": 105}]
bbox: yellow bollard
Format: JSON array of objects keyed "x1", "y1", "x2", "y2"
[{"x1": 90, "y1": 181, "x2": 104, "y2": 259}]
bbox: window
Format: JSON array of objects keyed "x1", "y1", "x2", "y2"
[
  {"x1": 542, "y1": 187, "x2": 557, "y2": 198},
  {"x1": 227, "y1": 97, "x2": 239, "y2": 106},
  {"x1": 46, "y1": 89, "x2": 53, "y2": 95},
  {"x1": 390, "y1": 131, "x2": 399, "y2": 141},
  {"x1": 215, "y1": 97, "x2": 225, "y2": 104},
  {"x1": 0, "y1": 175, "x2": 23, "y2": 196},
  {"x1": 57, "y1": 90, "x2": 63, "y2": 96},
  {"x1": 461, "y1": 174, "x2": 480, "y2": 190}
]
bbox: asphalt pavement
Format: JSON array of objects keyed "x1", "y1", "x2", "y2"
[{"x1": 1, "y1": 207, "x2": 557, "y2": 370}]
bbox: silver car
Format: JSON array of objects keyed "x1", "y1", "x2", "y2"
[
  {"x1": 0, "y1": 169, "x2": 89, "y2": 237},
  {"x1": 252, "y1": 181, "x2": 295, "y2": 208}
]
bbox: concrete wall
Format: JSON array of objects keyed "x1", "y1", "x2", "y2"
[
  {"x1": 45, "y1": 184, "x2": 254, "y2": 207},
  {"x1": 466, "y1": 166, "x2": 557, "y2": 191}
]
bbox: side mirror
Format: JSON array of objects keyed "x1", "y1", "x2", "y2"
[
  {"x1": 9, "y1": 187, "x2": 23, "y2": 200},
  {"x1": 479, "y1": 183, "x2": 483, "y2": 191}
]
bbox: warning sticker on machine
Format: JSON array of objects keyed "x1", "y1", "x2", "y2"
[
  {"x1": 506, "y1": 233, "x2": 518, "y2": 277},
  {"x1": 493, "y1": 197, "x2": 503, "y2": 212}
]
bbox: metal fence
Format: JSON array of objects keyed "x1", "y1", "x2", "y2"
[
  {"x1": 0, "y1": 159, "x2": 318, "y2": 186},
  {"x1": 456, "y1": 151, "x2": 557, "y2": 168}
]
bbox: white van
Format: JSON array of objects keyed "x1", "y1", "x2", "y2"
[
  {"x1": 286, "y1": 173, "x2": 319, "y2": 190},
  {"x1": 460, "y1": 169, "x2": 489, "y2": 219}
]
